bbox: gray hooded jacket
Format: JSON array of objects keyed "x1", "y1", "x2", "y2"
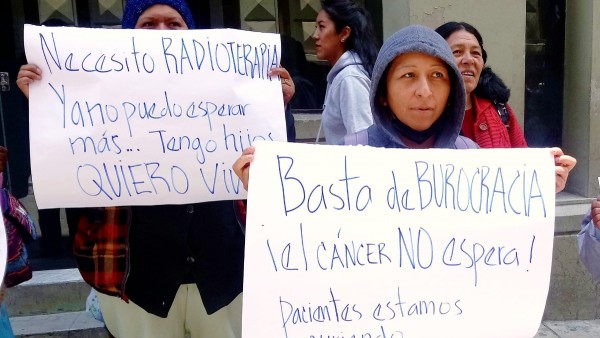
[{"x1": 364, "y1": 25, "x2": 477, "y2": 149}]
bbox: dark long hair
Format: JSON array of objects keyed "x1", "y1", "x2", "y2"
[
  {"x1": 435, "y1": 21, "x2": 487, "y2": 62},
  {"x1": 435, "y1": 21, "x2": 510, "y2": 103},
  {"x1": 321, "y1": 0, "x2": 379, "y2": 76}
]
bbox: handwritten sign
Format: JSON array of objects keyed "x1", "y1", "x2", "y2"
[
  {"x1": 23, "y1": 25, "x2": 286, "y2": 208},
  {"x1": 242, "y1": 142, "x2": 555, "y2": 338}
]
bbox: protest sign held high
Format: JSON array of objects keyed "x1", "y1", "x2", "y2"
[
  {"x1": 23, "y1": 25, "x2": 286, "y2": 208},
  {"x1": 242, "y1": 141, "x2": 555, "y2": 338}
]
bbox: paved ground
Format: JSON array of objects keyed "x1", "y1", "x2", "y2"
[
  {"x1": 536, "y1": 320, "x2": 600, "y2": 337},
  {"x1": 9, "y1": 317, "x2": 600, "y2": 337}
]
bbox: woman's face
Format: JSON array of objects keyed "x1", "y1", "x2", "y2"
[
  {"x1": 312, "y1": 10, "x2": 345, "y2": 65},
  {"x1": 135, "y1": 4, "x2": 188, "y2": 30},
  {"x1": 382, "y1": 52, "x2": 451, "y2": 131},
  {"x1": 445, "y1": 30, "x2": 484, "y2": 96}
]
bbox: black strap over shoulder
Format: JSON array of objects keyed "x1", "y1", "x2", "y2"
[{"x1": 493, "y1": 100, "x2": 510, "y2": 130}]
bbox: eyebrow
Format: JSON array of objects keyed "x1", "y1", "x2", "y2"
[
  {"x1": 394, "y1": 63, "x2": 446, "y2": 69},
  {"x1": 139, "y1": 14, "x2": 183, "y2": 21},
  {"x1": 451, "y1": 42, "x2": 481, "y2": 49}
]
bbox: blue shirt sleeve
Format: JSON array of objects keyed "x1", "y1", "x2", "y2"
[{"x1": 578, "y1": 207, "x2": 600, "y2": 281}]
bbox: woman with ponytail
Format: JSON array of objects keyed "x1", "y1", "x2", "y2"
[{"x1": 313, "y1": 0, "x2": 379, "y2": 144}]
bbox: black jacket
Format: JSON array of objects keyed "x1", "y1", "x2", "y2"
[{"x1": 125, "y1": 201, "x2": 245, "y2": 317}]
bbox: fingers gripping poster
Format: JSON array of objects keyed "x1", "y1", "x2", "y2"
[
  {"x1": 242, "y1": 142, "x2": 555, "y2": 338},
  {"x1": 23, "y1": 25, "x2": 286, "y2": 208}
]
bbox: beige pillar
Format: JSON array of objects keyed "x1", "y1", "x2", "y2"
[{"x1": 563, "y1": 0, "x2": 600, "y2": 197}]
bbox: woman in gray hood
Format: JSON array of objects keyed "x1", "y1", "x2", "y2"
[
  {"x1": 234, "y1": 25, "x2": 575, "y2": 195},
  {"x1": 364, "y1": 24, "x2": 477, "y2": 149},
  {"x1": 233, "y1": 25, "x2": 477, "y2": 189}
]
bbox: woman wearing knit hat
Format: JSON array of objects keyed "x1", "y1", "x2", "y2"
[
  {"x1": 97, "y1": 7, "x2": 248, "y2": 332},
  {"x1": 121, "y1": 0, "x2": 196, "y2": 29},
  {"x1": 16, "y1": 1, "x2": 295, "y2": 337}
]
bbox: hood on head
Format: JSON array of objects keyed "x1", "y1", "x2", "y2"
[
  {"x1": 369, "y1": 25, "x2": 466, "y2": 148},
  {"x1": 122, "y1": 0, "x2": 195, "y2": 29}
]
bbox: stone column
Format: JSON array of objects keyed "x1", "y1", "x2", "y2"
[{"x1": 563, "y1": 0, "x2": 600, "y2": 197}]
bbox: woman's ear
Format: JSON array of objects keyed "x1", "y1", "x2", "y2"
[
  {"x1": 340, "y1": 26, "x2": 351, "y2": 43},
  {"x1": 378, "y1": 95, "x2": 388, "y2": 106}
]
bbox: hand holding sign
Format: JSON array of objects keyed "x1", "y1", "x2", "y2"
[
  {"x1": 551, "y1": 147, "x2": 576, "y2": 193},
  {"x1": 16, "y1": 64, "x2": 42, "y2": 99}
]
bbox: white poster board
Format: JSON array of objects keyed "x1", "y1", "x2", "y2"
[
  {"x1": 23, "y1": 25, "x2": 286, "y2": 208},
  {"x1": 242, "y1": 142, "x2": 555, "y2": 338}
]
